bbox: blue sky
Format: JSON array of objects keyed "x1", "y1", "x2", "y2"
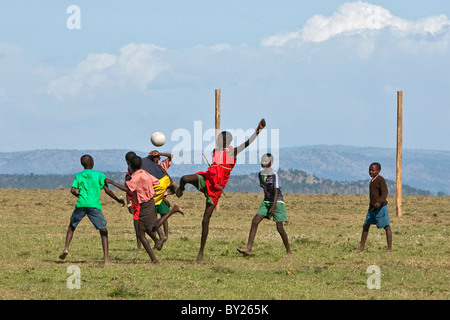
[{"x1": 1, "y1": 1, "x2": 450, "y2": 153}]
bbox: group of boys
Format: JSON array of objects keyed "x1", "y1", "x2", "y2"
[
  {"x1": 59, "y1": 150, "x2": 183, "y2": 264},
  {"x1": 59, "y1": 118, "x2": 392, "y2": 264}
]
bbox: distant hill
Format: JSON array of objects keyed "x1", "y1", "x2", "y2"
[
  {"x1": 0, "y1": 145, "x2": 448, "y2": 194},
  {"x1": 0, "y1": 169, "x2": 431, "y2": 196},
  {"x1": 0, "y1": 172, "x2": 126, "y2": 190},
  {"x1": 225, "y1": 169, "x2": 430, "y2": 196},
  {"x1": 280, "y1": 145, "x2": 450, "y2": 195},
  {"x1": 0, "y1": 149, "x2": 128, "y2": 175}
]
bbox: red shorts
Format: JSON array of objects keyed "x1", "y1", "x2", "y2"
[{"x1": 196, "y1": 172, "x2": 223, "y2": 207}]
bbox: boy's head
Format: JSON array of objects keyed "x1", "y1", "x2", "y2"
[
  {"x1": 369, "y1": 162, "x2": 381, "y2": 177},
  {"x1": 216, "y1": 131, "x2": 233, "y2": 148},
  {"x1": 261, "y1": 153, "x2": 274, "y2": 168},
  {"x1": 80, "y1": 154, "x2": 94, "y2": 169},
  {"x1": 125, "y1": 151, "x2": 136, "y2": 164},
  {"x1": 130, "y1": 155, "x2": 142, "y2": 172}
]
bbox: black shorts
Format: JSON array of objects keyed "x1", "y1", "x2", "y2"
[{"x1": 137, "y1": 199, "x2": 157, "y2": 232}]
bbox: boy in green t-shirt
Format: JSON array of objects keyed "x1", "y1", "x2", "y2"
[{"x1": 59, "y1": 154, "x2": 124, "y2": 264}]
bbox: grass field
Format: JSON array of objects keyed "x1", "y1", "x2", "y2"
[{"x1": 0, "y1": 188, "x2": 448, "y2": 300}]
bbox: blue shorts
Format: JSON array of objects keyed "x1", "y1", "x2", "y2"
[
  {"x1": 70, "y1": 207, "x2": 107, "y2": 230},
  {"x1": 364, "y1": 205, "x2": 390, "y2": 229}
]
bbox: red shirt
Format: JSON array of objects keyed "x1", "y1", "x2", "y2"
[{"x1": 196, "y1": 146, "x2": 236, "y2": 206}]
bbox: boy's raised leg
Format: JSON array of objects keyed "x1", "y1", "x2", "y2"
[
  {"x1": 153, "y1": 203, "x2": 184, "y2": 231},
  {"x1": 176, "y1": 174, "x2": 199, "y2": 198},
  {"x1": 151, "y1": 204, "x2": 184, "y2": 250}
]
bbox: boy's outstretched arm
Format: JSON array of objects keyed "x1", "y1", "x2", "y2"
[
  {"x1": 233, "y1": 118, "x2": 266, "y2": 157},
  {"x1": 105, "y1": 178, "x2": 128, "y2": 192},
  {"x1": 104, "y1": 179, "x2": 126, "y2": 205}
]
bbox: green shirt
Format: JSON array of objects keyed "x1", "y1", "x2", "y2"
[{"x1": 72, "y1": 169, "x2": 106, "y2": 210}]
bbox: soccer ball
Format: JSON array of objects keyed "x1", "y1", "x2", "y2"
[{"x1": 151, "y1": 131, "x2": 166, "y2": 147}]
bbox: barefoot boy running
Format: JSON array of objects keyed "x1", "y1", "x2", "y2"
[
  {"x1": 59, "y1": 154, "x2": 125, "y2": 264},
  {"x1": 176, "y1": 118, "x2": 266, "y2": 262},
  {"x1": 238, "y1": 153, "x2": 292, "y2": 258}
]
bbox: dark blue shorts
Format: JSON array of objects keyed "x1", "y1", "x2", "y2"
[
  {"x1": 364, "y1": 205, "x2": 390, "y2": 229},
  {"x1": 70, "y1": 207, "x2": 107, "y2": 230}
]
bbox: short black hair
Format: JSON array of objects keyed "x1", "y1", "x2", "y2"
[
  {"x1": 130, "y1": 155, "x2": 142, "y2": 171},
  {"x1": 80, "y1": 154, "x2": 93, "y2": 169},
  {"x1": 370, "y1": 162, "x2": 381, "y2": 171},
  {"x1": 125, "y1": 151, "x2": 136, "y2": 163}
]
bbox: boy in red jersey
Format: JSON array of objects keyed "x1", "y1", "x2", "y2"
[{"x1": 176, "y1": 118, "x2": 266, "y2": 261}]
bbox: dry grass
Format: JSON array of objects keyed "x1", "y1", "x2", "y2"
[{"x1": 0, "y1": 189, "x2": 448, "y2": 300}]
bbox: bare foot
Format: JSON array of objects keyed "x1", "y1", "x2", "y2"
[
  {"x1": 59, "y1": 250, "x2": 69, "y2": 260},
  {"x1": 354, "y1": 248, "x2": 364, "y2": 253},
  {"x1": 154, "y1": 237, "x2": 167, "y2": 251},
  {"x1": 168, "y1": 182, "x2": 179, "y2": 195},
  {"x1": 237, "y1": 248, "x2": 252, "y2": 256},
  {"x1": 171, "y1": 203, "x2": 185, "y2": 215},
  {"x1": 285, "y1": 252, "x2": 293, "y2": 258},
  {"x1": 196, "y1": 253, "x2": 203, "y2": 262},
  {"x1": 175, "y1": 187, "x2": 184, "y2": 198}
]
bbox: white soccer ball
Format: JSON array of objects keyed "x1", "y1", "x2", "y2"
[{"x1": 151, "y1": 131, "x2": 166, "y2": 147}]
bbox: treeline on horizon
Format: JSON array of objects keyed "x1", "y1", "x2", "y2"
[{"x1": 0, "y1": 169, "x2": 433, "y2": 196}]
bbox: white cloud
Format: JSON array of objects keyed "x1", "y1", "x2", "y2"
[
  {"x1": 46, "y1": 53, "x2": 116, "y2": 98},
  {"x1": 209, "y1": 43, "x2": 233, "y2": 52},
  {"x1": 261, "y1": 31, "x2": 300, "y2": 47},
  {"x1": 114, "y1": 43, "x2": 168, "y2": 90},
  {"x1": 78, "y1": 53, "x2": 117, "y2": 73},
  {"x1": 262, "y1": 1, "x2": 450, "y2": 46},
  {"x1": 46, "y1": 43, "x2": 168, "y2": 99}
]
